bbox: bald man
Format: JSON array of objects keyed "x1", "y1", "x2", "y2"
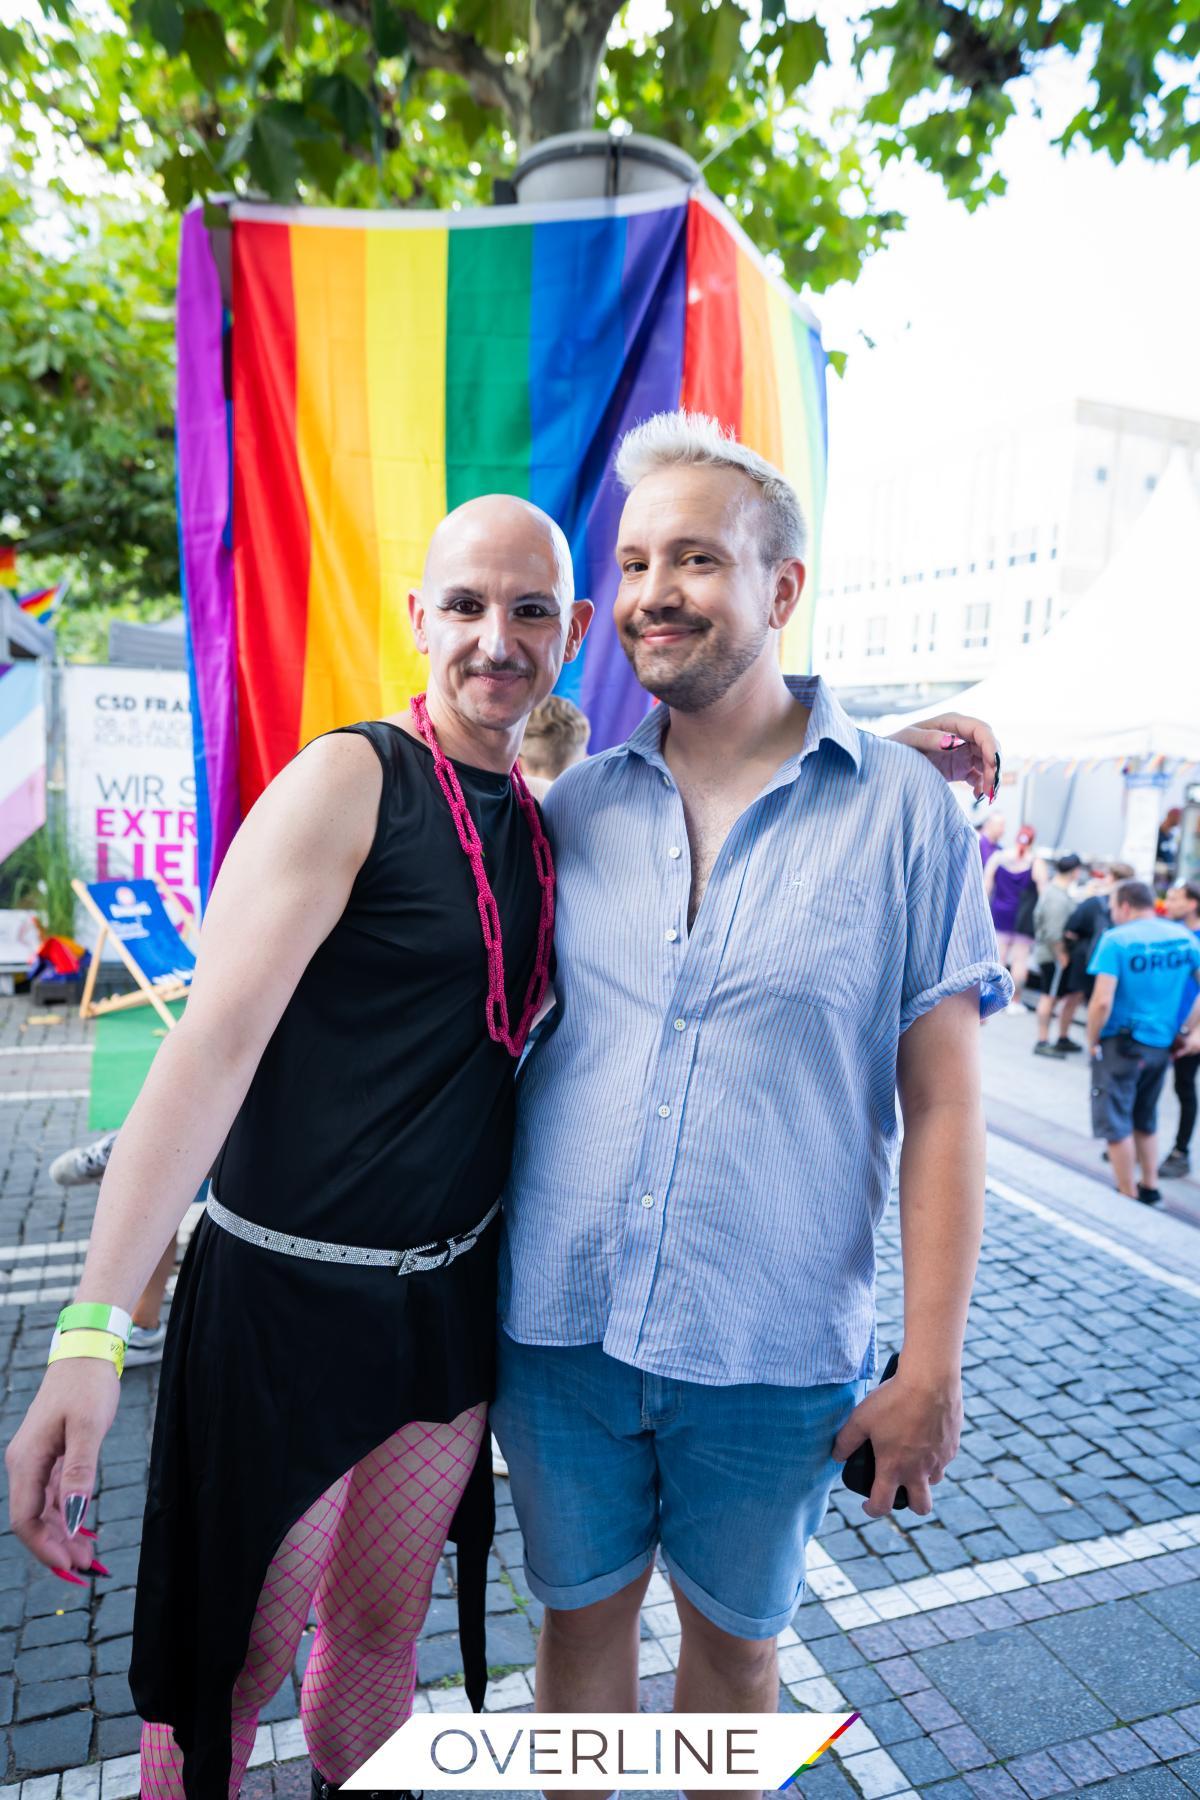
[{"x1": 6, "y1": 496, "x2": 593, "y2": 1800}]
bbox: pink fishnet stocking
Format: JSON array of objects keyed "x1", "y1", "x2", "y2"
[{"x1": 140, "y1": 1404, "x2": 486, "y2": 1799}]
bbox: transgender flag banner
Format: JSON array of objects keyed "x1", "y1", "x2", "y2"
[
  {"x1": 0, "y1": 663, "x2": 47, "y2": 865},
  {"x1": 176, "y1": 187, "x2": 829, "y2": 902}
]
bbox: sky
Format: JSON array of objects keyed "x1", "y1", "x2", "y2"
[{"x1": 805, "y1": 45, "x2": 1200, "y2": 477}]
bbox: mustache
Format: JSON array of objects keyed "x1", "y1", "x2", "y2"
[
  {"x1": 463, "y1": 661, "x2": 535, "y2": 677},
  {"x1": 622, "y1": 613, "x2": 712, "y2": 640}
]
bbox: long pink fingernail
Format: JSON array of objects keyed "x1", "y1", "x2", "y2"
[
  {"x1": 77, "y1": 1527, "x2": 97, "y2": 1541},
  {"x1": 88, "y1": 1559, "x2": 111, "y2": 1578},
  {"x1": 51, "y1": 1567, "x2": 87, "y2": 1587},
  {"x1": 941, "y1": 734, "x2": 956, "y2": 749}
]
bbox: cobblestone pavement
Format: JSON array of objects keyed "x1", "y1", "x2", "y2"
[{"x1": 0, "y1": 995, "x2": 1198, "y2": 1799}]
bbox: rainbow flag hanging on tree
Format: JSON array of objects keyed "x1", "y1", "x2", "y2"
[
  {"x1": 177, "y1": 187, "x2": 829, "y2": 901},
  {"x1": 17, "y1": 581, "x2": 66, "y2": 626}
]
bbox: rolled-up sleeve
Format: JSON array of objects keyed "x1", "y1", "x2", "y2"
[{"x1": 901, "y1": 820, "x2": 1013, "y2": 1034}]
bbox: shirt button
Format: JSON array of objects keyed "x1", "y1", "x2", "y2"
[
  {"x1": 673, "y1": 1017, "x2": 686, "y2": 1032},
  {"x1": 658, "y1": 1104, "x2": 671, "y2": 1118},
  {"x1": 665, "y1": 927, "x2": 679, "y2": 943},
  {"x1": 640, "y1": 1193, "x2": 655, "y2": 1209},
  {"x1": 661, "y1": 774, "x2": 672, "y2": 788},
  {"x1": 668, "y1": 845, "x2": 682, "y2": 859}
]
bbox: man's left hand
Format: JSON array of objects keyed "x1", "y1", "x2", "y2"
[
  {"x1": 889, "y1": 713, "x2": 1000, "y2": 802},
  {"x1": 1177, "y1": 1029, "x2": 1200, "y2": 1058},
  {"x1": 833, "y1": 1369, "x2": 962, "y2": 1517}
]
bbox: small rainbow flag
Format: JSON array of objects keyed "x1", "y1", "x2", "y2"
[
  {"x1": 17, "y1": 583, "x2": 64, "y2": 626},
  {"x1": 0, "y1": 548, "x2": 17, "y2": 590},
  {"x1": 177, "y1": 188, "x2": 829, "y2": 898}
]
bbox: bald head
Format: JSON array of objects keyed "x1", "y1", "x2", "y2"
[{"x1": 423, "y1": 495, "x2": 574, "y2": 602}]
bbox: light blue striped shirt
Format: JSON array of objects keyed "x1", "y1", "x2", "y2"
[{"x1": 500, "y1": 676, "x2": 1011, "y2": 1388}]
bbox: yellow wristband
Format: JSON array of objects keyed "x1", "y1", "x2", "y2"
[{"x1": 47, "y1": 1329, "x2": 125, "y2": 1379}]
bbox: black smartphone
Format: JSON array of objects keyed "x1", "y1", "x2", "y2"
[{"x1": 841, "y1": 1350, "x2": 911, "y2": 1510}]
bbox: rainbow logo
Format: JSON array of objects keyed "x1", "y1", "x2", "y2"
[{"x1": 780, "y1": 1711, "x2": 860, "y2": 1786}]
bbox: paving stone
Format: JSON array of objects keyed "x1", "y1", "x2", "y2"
[
  {"x1": 417, "y1": 1633, "x2": 464, "y2": 1684},
  {"x1": 835, "y1": 1667, "x2": 893, "y2": 1708},
  {"x1": 1132, "y1": 1716, "x2": 1198, "y2": 1760},
  {"x1": 861, "y1": 1700, "x2": 925, "y2": 1746},
  {"x1": 1048, "y1": 1738, "x2": 1118, "y2": 1786},
  {"x1": 902, "y1": 1688, "x2": 963, "y2": 1731},
  {"x1": 96, "y1": 1714, "x2": 143, "y2": 1759},
  {"x1": 930, "y1": 1726, "x2": 993, "y2": 1771},
  {"x1": 1073, "y1": 1771, "x2": 1193, "y2": 1796},
  {"x1": 95, "y1": 1635, "x2": 133, "y2": 1676},
  {"x1": 888, "y1": 1735, "x2": 957, "y2": 1787},
  {"x1": 1088, "y1": 1729, "x2": 1161, "y2": 1774},
  {"x1": 16, "y1": 1675, "x2": 90, "y2": 1721},
  {"x1": 94, "y1": 1589, "x2": 136, "y2": 1640},
  {"x1": 915, "y1": 1627, "x2": 1116, "y2": 1756},
  {"x1": 963, "y1": 1770, "x2": 1025, "y2": 1799},
  {"x1": 1005, "y1": 1750, "x2": 1074, "y2": 1797},
  {"x1": 1030, "y1": 1598, "x2": 1200, "y2": 1717},
  {"x1": 485, "y1": 1611, "x2": 536, "y2": 1667},
  {"x1": 875, "y1": 1656, "x2": 931, "y2": 1696},
  {"x1": 1139, "y1": 1581, "x2": 1200, "y2": 1654},
  {"x1": 16, "y1": 1641, "x2": 88, "y2": 1682},
  {"x1": 9, "y1": 1710, "x2": 92, "y2": 1775},
  {"x1": 92, "y1": 1673, "x2": 134, "y2": 1717},
  {"x1": 18, "y1": 1612, "x2": 87, "y2": 1650}
]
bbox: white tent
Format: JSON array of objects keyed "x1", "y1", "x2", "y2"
[{"x1": 872, "y1": 457, "x2": 1200, "y2": 763}]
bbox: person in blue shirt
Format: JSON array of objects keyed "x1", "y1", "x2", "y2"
[
  {"x1": 494, "y1": 412, "x2": 1011, "y2": 1747},
  {"x1": 1087, "y1": 880, "x2": 1200, "y2": 1204},
  {"x1": 1159, "y1": 880, "x2": 1200, "y2": 1179}
]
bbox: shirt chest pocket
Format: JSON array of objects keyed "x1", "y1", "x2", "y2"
[{"x1": 762, "y1": 872, "x2": 892, "y2": 1015}]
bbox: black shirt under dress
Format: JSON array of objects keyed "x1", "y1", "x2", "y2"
[{"x1": 129, "y1": 721, "x2": 542, "y2": 1799}]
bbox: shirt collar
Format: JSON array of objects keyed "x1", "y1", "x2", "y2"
[{"x1": 620, "y1": 674, "x2": 862, "y2": 776}]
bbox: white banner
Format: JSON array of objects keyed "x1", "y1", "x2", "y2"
[
  {"x1": 63, "y1": 666, "x2": 200, "y2": 924},
  {"x1": 345, "y1": 1712, "x2": 858, "y2": 1792}
]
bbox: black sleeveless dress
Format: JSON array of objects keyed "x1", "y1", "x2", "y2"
[{"x1": 129, "y1": 721, "x2": 541, "y2": 1800}]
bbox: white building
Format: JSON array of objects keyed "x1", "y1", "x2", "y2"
[{"x1": 815, "y1": 399, "x2": 1200, "y2": 715}]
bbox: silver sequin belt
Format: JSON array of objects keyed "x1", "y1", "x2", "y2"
[{"x1": 205, "y1": 1191, "x2": 500, "y2": 1276}]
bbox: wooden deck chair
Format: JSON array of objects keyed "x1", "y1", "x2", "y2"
[{"x1": 73, "y1": 878, "x2": 198, "y2": 1029}]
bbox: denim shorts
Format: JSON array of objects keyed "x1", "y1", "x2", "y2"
[
  {"x1": 1090, "y1": 1035, "x2": 1172, "y2": 1141},
  {"x1": 491, "y1": 1333, "x2": 866, "y2": 1640}
]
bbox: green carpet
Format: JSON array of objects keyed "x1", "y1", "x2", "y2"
[{"x1": 88, "y1": 1000, "x2": 185, "y2": 1131}]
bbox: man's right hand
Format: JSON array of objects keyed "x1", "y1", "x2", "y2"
[{"x1": 5, "y1": 1361, "x2": 119, "y2": 1574}]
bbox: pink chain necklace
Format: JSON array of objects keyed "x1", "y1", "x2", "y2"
[{"x1": 410, "y1": 692, "x2": 555, "y2": 1058}]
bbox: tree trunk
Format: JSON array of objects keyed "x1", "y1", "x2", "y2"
[{"x1": 524, "y1": 0, "x2": 620, "y2": 145}]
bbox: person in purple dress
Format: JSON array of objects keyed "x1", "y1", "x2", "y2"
[{"x1": 984, "y1": 824, "x2": 1047, "y2": 1012}]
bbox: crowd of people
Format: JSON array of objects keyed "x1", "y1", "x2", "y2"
[{"x1": 978, "y1": 816, "x2": 1200, "y2": 1203}]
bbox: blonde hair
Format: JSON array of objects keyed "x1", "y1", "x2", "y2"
[
  {"x1": 521, "y1": 695, "x2": 591, "y2": 780},
  {"x1": 614, "y1": 410, "x2": 808, "y2": 565}
]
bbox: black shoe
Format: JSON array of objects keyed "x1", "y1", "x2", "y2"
[
  {"x1": 313, "y1": 1771, "x2": 422, "y2": 1800},
  {"x1": 1159, "y1": 1150, "x2": 1191, "y2": 1179},
  {"x1": 1034, "y1": 1041, "x2": 1066, "y2": 1058},
  {"x1": 1055, "y1": 1037, "x2": 1083, "y2": 1054},
  {"x1": 1136, "y1": 1184, "x2": 1163, "y2": 1206}
]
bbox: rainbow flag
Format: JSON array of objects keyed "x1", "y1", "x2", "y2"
[
  {"x1": 0, "y1": 548, "x2": 17, "y2": 590},
  {"x1": 177, "y1": 188, "x2": 828, "y2": 899},
  {"x1": 17, "y1": 582, "x2": 64, "y2": 626}
]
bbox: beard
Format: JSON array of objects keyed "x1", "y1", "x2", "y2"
[{"x1": 622, "y1": 616, "x2": 770, "y2": 713}]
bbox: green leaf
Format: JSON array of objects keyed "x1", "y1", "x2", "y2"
[
  {"x1": 309, "y1": 72, "x2": 372, "y2": 145},
  {"x1": 180, "y1": 6, "x2": 232, "y2": 90},
  {"x1": 246, "y1": 107, "x2": 304, "y2": 195},
  {"x1": 371, "y1": 0, "x2": 408, "y2": 60},
  {"x1": 130, "y1": 0, "x2": 184, "y2": 58},
  {"x1": 776, "y1": 16, "x2": 828, "y2": 95}
]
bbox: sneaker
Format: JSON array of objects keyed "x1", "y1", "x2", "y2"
[
  {"x1": 1136, "y1": 1185, "x2": 1163, "y2": 1207},
  {"x1": 124, "y1": 1323, "x2": 167, "y2": 1366},
  {"x1": 1158, "y1": 1150, "x2": 1191, "y2": 1180},
  {"x1": 1055, "y1": 1037, "x2": 1083, "y2": 1054},
  {"x1": 1034, "y1": 1041, "x2": 1066, "y2": 1058},
  {"x1": 49, "y1": 1131, "x2": 119, "y2": 1187}
]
